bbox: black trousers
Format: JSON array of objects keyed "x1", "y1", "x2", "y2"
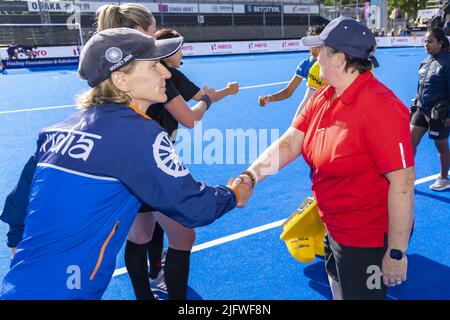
[{"x1": 324, "y1": 233, "x2": 388, "y2": 300}]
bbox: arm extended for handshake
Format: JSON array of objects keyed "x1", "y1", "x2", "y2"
[{"x1": 230, "y1": 127, "x2": 305, "y2": 207}]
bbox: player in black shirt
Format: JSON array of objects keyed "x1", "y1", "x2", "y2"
[{"x1": 146, "y1": 61, "x2": 203, "y2": 141}]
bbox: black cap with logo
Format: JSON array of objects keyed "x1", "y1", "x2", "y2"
[{"x1": 78, "y1": 27, "x2": 183, "y2": 87}]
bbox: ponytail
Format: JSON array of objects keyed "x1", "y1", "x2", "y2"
[{"x1": 96, "y1": 3, "x2": 154, "y2": 32}]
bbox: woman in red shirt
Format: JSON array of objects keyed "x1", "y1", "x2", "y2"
[{"x1": 236, "y1": 17, "x2": 415, "y2": 300}]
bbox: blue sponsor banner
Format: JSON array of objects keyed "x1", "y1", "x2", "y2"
[
  {"x1": 245, "y1": 5, "x2": 281, "y2": 14},
  {"x1": 2, "y1": 57, "x2": 79, "y2": 69}
]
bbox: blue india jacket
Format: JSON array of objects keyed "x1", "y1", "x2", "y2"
[
  {"x1": 415, "y1": 50, "x2": 450, "y2": 112},
  {"x1": 0, "y1": 103, "x2": 236, "y2": 299}
]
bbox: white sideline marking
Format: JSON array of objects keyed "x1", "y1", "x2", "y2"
[
  {"x1": 112, "y1": 219, "x2": 286, "y2": 277},
  {"x1": 414, "y1": 173, "x2": 445, "y2": 185},
  {"x1": 112, "y1": 171, "x2": 449, "y2": 278},
  {"x1": 240, "y1": 81, "x2": 289, "y2": 90},
  {"x1": 0, "y1": 81, "x2": 290, "y2": 115}
]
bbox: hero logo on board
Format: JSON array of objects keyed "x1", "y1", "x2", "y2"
[
  {"x1": 33, "y1": 50, "x2": 48, "y2": 57},
  {"x1": 282, "y1": 41, "x2": 301, "y2": 48},
  {"x1": 211, "y1": 43, "x2": 233, "y2": 51},
  {"x1": 293, "y1": 7, "x2": 310, "y2": 14},
  {"x1": 181, "y1": 45, "x2": 195, "y2": 56},
  {"x1": 390, "y1": 37, "x2": 408, "y2": 45},
  {"x1": 181, "y1": 45, "x2": 194, "y2": 51},
  {"x1": 248, "y1": 42, "x2": 268, "y2": 49}
]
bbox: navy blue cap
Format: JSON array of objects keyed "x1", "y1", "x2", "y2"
[
  {"x1": 301, "y1": 16, "x2": 376, "y2": 59},
  {"x1": 79, "y1": 28, "x2": 183, "y2": 87}
]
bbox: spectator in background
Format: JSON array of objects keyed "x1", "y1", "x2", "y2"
[
  {"x1": 380, "y1": 28, "x2": 386, "y2": 37},
  {"x1": 22, "y1": 45, "x2": 37, "y2": 59},
  {"x1": 410, "y1": 28, "x2": 450, "y2": 191},
  {"x1": 7, "y1": 43, "x2": 18, "y2": 60},
  {"x1": 397, "y1": 26, "x2": 404, "y2": 36}
]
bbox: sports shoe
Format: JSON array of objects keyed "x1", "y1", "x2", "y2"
[
  {"x1": 150, "y1": 269, "x2": 167, "y2": 293},
  {"x1": 429, "y1": 177, "x2": 450, "y2": 191},
  {"x1": 148, "y1": 249, "x2": 166, "y2": 279},
  {"x1": 160, "y1": 249, "x2": 166, "y2": 268}
]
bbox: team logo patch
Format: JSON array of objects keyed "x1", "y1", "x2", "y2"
[
  {"x1": 153, "y1": 132, "x2": 189, "y2": 178},
  {"x1": 105, "y1": 47, "x2": 123, "y2": 63}
]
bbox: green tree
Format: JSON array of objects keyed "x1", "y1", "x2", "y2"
[
  {"x1": 318, "y1": 0, "x2": 428, "y2": 15},
  {"x1": 388, "y1": 0, "x2": 428, "y2": 17},
  {"x1": 318, "y1": 0, "x2": 429, "y2": 18},
  {"x1": 319, "y1": 0, "x2": 362, "y2": 5}
]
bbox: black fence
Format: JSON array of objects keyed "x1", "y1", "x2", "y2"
[
  {"x1": 1, "y1": 13, "x2": 327, "y2": 45},
  {"x1": 0, "y1": 0, "x2": 328, "y2": 45}
]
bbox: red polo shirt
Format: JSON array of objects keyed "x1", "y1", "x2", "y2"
[{"x1": 292, "y1": 71, "x2": 414, "y2": 248}]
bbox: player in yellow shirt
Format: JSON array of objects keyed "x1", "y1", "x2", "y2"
[
  {"x1": 306, "y1": 60, "x2": 326, "y2": 90},
  {"x1": 258, "y1": 25, "x2": 325, "y2": 107},
  {"x1": 292, "y1": 60, "x2": 327, "y2": 120}
]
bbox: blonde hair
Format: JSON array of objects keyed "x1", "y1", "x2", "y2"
[
  {"x1": 96, "y1": 3, "x2": 155, "y2": 32},
  {"x1": 76, "y1": 61, "x2": 137, "y2": 110},
  {"x1": 79, "y1": 3, "x2": 154, "y2": 110}
]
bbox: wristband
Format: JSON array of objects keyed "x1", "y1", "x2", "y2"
[
  {"x1": 247, "y1": 168, "x2": 258, "y2": 184},
  {"x1": 241, "y1": 169, "x2": 257, "y2": 188},
  {"x1": 200, "y1": 94, "x2": 212, "y2": 110}
]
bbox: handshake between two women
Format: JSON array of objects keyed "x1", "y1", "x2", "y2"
[{"x1": 226, "y1": 170, "x2": 257, "y2": 209}]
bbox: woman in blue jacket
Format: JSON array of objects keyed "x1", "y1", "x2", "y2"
[
  {"x1": 0, "y1": 28, "x2": 250, "y2": 299},
  {"x1": 93, "y1": 4, "x2": 240, "y2": 300},
  {"x1": 410, "y1": 28, "x2": 450, "y2": 191}
]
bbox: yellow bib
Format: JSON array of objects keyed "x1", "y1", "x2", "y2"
[{"x1": 306, "y1": 61, "x2": 326, "y2": 90}]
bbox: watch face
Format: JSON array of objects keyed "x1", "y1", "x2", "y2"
[{"x1": 390, "y1": 249, "x2": 403, "y2": 260}]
